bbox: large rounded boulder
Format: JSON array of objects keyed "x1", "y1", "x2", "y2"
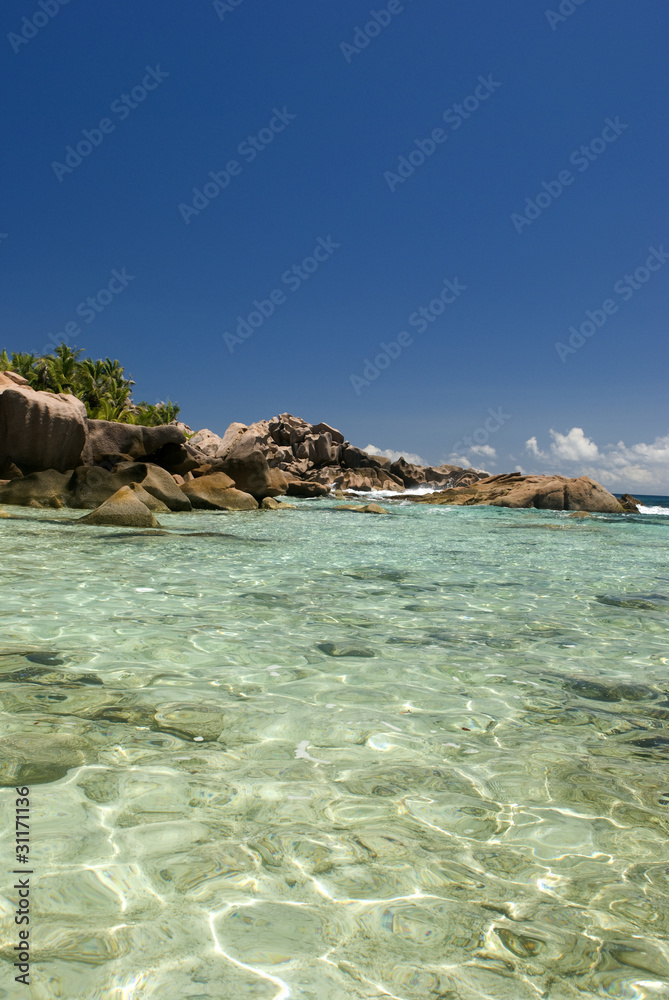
[
  {"x1": 76, "y1": 486, "x2": 161, "y2": 527},
  {"x1": 0, "y1": 379, "x2": 86, "y2": 474}
]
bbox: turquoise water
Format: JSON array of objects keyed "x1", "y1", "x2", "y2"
[{"x1": 1, "y1": 499, "x2": 669, "y2": 999}]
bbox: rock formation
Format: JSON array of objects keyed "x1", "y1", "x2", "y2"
[
  {"x1": 407, "y1": 473, "x2": 633, "y2": 513},
  {"x1": 0, "y1": 388, "x2": 641, "y2": 515},
  {"x1": 0, "y1": 374, "x2": 87, "y2": 474},
  {"x1": 81, "y1": 419, "x2": 186, "y2": 465},
  {"x1": 180, "y1": 474, "x2": 258, "y2": 510},
  {"x1": 76, "y1": 486, "x2": 161, "y2": 527}
]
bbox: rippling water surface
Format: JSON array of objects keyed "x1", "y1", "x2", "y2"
[{"x1": 1, "y1": 499, "x2": 669, "y2": 999}]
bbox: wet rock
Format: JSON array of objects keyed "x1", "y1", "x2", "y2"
[
  {"x1": 343, "y1": 568, "x2": 407, "y2": 581},
  {"x1": 565, "y1": 678, "x2": 656, "y2": 702},
  {"x1": 317, "y1": 642, "x2": 375, "y2": 658},
  {"x1": 181, "y1": 475, "x2": 258, "y2": 510},
  {"x1": 24, "y1": 652, "x2": 66, "y2": 666},
  {"x1": 333, "y1": 469, "x2": 404, "y2": 492},
  {"x1": 410, "y1": 473, "x2": 626, "y2": 513},
  {"x1": 153, "y1": 703, "x2": 226, "y2": 741},
  {"x1": 260, "y1": 496, "x2": 297, "y2": 509},
  {"x1": 66, "y1": 465, "x2": 144, "y2": 508},
  {"x1": 107, "y1": 530, "x2": 170, "y2": 539},
  {"x1": 0, "y1": 732, "x2": 88, "y2": 785},
  {"x1": 76, "y1": 486, "x2": 160, "y2": 528},
  {"x1": 0, "y1": 663, "x2": 103, "y2": 686},
  {"x1": 567, "y1": 511, "x2": 593, "y2": 519},
  {"x1": 126, "y1": 482, "x2": 171, "y2": 512},
  {"x1": 88, "y1": 704, "x2": 157, "y2": 727},
  {"x1": 619, "y1": 493, "x2": 641, "y2": 513},
  {"x1": 629, "y1": 735, "x2": 669, "y2": 757},
  {"x1": 596, "y1": 594, "x2": 669, "y2": 610},
  {"x1": 112, "y1": 462, "x2": 192, "y2": 511},
  {"x1": 334, "y1": 503, "x2": 389, "y2": 514},
  {"x1": 389, "y1": 457, "x2": 428, "y2": 488},
  {"x1": 386, "y1": 636, "x2": 435, "y2": 646},
  {"x1": 0, "y1": 469, "x2": 71, "y2": 508},
  {"x1": 241, "y1": 591, "x2": 293, "y2": 606},
  {"x1": 285, "y1": 481, "x2": 329, "y2": 498}
]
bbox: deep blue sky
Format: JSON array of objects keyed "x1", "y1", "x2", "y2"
[{"x1": 2, "y1": 0, "x2": 668, "y2": 488}]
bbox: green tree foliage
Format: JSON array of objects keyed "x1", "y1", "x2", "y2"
[{"x1": 1, "y1": 344, "x2": 180, "y2": 425}]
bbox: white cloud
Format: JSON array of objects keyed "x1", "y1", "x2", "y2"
[
  {"x1": 549, "y1": 427, "x2": 600, "y2": 462},
  {"x1": 363, "y1": 444, "x2": 427, "y2": 467},
  {"x1": 524, "y1": 428, "x2": 669, "y2": 492},
  {"x1": 469, "y1": 444, "x2": 496, "y2": 459},
  {"x1": 525, "y1": 436, "x2": 543, "y2": 459},
  {"x1": 444, "y1": 443, "x2": 495, "y2": 472}
]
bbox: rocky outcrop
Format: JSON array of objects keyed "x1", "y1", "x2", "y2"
[
  {"x1": 187, "y1": 428, "x2": 223, "y2": 458},
  {"x1": 205, "y1": 413, "x2": 488, "y2": 495},
  {"x1": 1, "y1": 398, "x2": 633, "y2": 517},
  {"x1": 409, "y1": 473, "x2": 628, "y2": 513},
  {"x1": 331, "y1": 469, "x2": 405, "y2": 492},
  {"x1": 0, "y1": 463, "x2": 192, "y2": 511},
  {"x1": 619, "y1": 493, "x2": 641, "y2": 513},
  {"x1": 0, "y1": 378, "x2": 87, "y2": 474},
  {"x1": 77, "y1": 486, "x2": 160, "y2": 527},
  {"x1": 111, "y1": 463, "x2": 192, "y2": 511},
  {"x1": 216, "y1": 424, "x2": 294, "y2": 499},
  {"x1": 161, "y1": 412, "x2": 477, "y2": 497},
  {"x1": 388, "y1": 457, "x2": 428, "y2": 488},
  {"x1": 66, "y1": 466, "x2": 143, "y2": 508},
  {"x1": 285, "y1": 480, "x2": 329, "y2": 498},
  {"x1": 125, "y1": 482, "x2": 170, "y2": 513},
  {"x1": 180, "y1": 474, "x2": 258, "y2": 510},
  {"x1": 82, "y1": 419, "x2": 186, "y2": 466},
  {"x1": 294, "y1": 432, "x2": 342, "y2": 467},
  {"x1": 260, "y1": 497, "x2": 297, "y2": 510},
  {"x1": 0, "y1": 469, "x2": 71, "y2": 508},
  {"x1": 334, "y1": 503, "x2": 389, "y2": 514}
]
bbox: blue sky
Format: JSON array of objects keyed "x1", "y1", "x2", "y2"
[{"x1": 2, "y1": 0, "x2": 668, "y2": 489}]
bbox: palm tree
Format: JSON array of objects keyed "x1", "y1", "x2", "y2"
[{"x1": 0, "y1": 346, "x2": 180, "y2": 426}]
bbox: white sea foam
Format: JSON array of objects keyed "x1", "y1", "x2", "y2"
[
  {"x1": 638, "y1": 504, "x2": 669, "y2": 515},
  {"x1": 340, "y1": 485, "x2": 440, "y2": 499}
]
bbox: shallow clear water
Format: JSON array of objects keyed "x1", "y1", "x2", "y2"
[{"x1": 1, "y1": 499, "x2": 669, "y2": 999}]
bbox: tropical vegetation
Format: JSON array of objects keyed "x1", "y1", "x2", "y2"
[{"x1": 0, "y1": 345, "x2": 180, "y2": 426}]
